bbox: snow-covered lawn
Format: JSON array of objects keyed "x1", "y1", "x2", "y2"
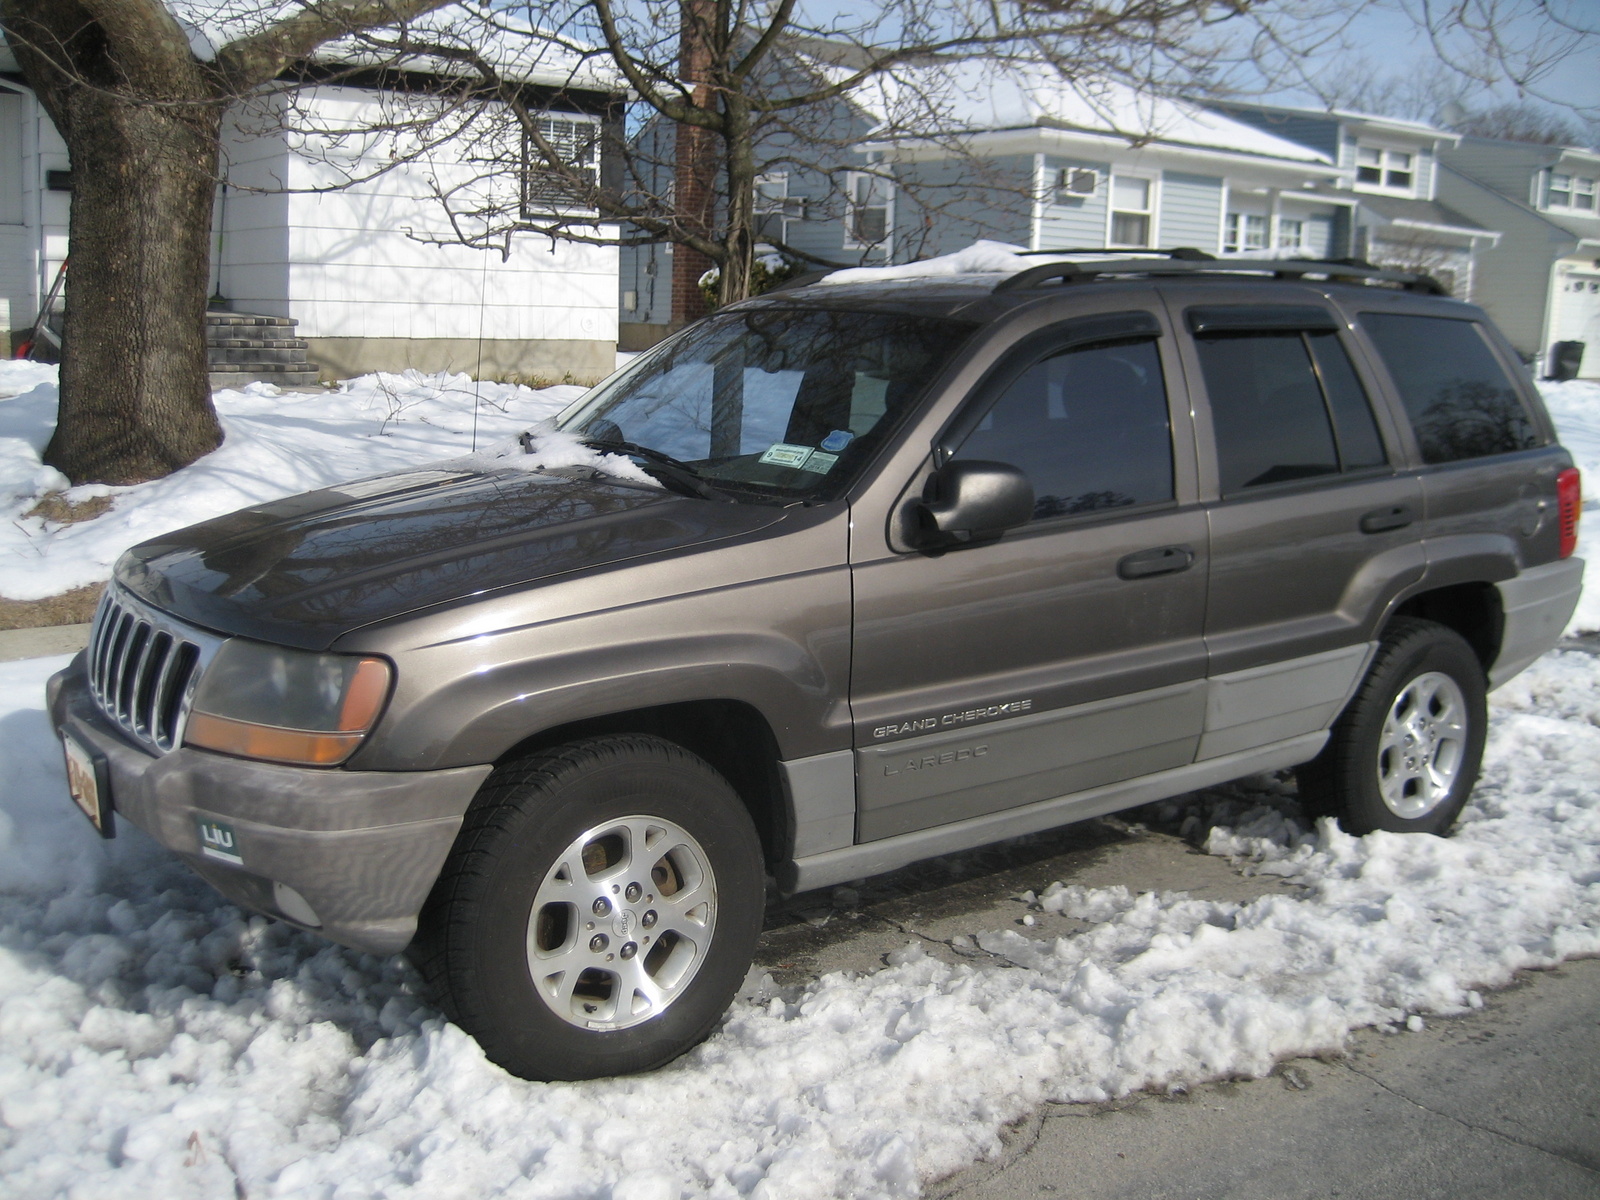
[
  {"x1": 0, "y1": 368, "x2": 581, "y2": 601},
  {"x1": 0, "y1": 364, "x2": 1598, "y2": 1198}
]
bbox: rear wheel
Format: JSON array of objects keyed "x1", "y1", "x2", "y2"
[
  {"x1": 1297, "y1": 618, "x2": 1487, "y2": 836},
  {"x1": 412, "y1": 734, "x2": 765, "y2": 1080}
]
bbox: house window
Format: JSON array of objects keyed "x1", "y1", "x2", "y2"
[
  {"x1": 1224, "y1": 212, "x2": 1267, "y2": 253},
  {"x1": 520, "y1": 116, "x2": 599, "y2": 215},
  {"x1": 1356, "y1": 146, "x2": 1414, "y2": 191},
  {"x1": 1109, "y1": 176, "x2": 1153, "y2": 247},
  {"x1": 1547, "y1": 172, "x2": 1597, "y2": 211},
  {"x1": 1277, "y1": 218, "x2": 1305, "y2": 252},
  {"x1": 754, "y1": 172, "x2": 806, "y2": 245},
  {"x1": 844, "y1": 171, "x2": 890, "y2": 248}
]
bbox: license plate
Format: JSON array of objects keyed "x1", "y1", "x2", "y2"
[{"x1": 61, "y1": 730, "x2": 114, "y2": 837}]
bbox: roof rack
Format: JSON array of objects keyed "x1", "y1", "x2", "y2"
[
  {"x1": 1015, "y1": 246, "x2": 1216, "y2": 261},
  {"x1": 994, "y1": 256, "x2": 1447, "y2": 296}
]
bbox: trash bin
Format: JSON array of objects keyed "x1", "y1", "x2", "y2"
[{"x1": 1547, "y1": 341, "x2": 1586, "y2": 381}]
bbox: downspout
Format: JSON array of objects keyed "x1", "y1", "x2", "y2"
[{"x1": 209, "y1": 181, "x2": 229, "y2": 310}]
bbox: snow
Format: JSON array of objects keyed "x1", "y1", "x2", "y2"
[
  {"x1": 454, "y1": 421, "x2": 659, "y2": 487},
  {"x1": 845, "y1": 62, "x2": 1332, "y2": 164},
  {"x1": 1539, "y1": 378, "x2": 1600, "y2": 632},
  {"x1": 2, "y1": 647, "x2": 1598, "y2": 1198},
  {"x1": 0, "y1": 365, "x2": 581, "y2": 602},
  {"x1": 164, "y1": 2, "x2": 619, "y2": 92},
  {"x1": 0, "y1": 357, "x2": 1598, "y2": 1200},
  {"x1": 821, "y1": 239, "x2": 1045, "y2": 286}
]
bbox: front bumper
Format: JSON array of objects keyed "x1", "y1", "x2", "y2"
[{"x1": 48, "y1": 656, "x2": 492, "y2": 955}]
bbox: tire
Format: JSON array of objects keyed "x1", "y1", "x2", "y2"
[
  {"x1": 411, "y1": 734, "x2": 765, "y2": 1081},
  {"x1": 1297, "y1": 617, "x2": 1487, "y2": 836}
]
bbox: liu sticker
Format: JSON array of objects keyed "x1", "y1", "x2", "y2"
[{"x1": 195, "y1": 818, "x2": 243, "y2": 866}]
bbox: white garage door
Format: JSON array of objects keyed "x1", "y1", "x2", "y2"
[{"x1": 1552, "y1": 270, "x2": 1600, "y2": 376}]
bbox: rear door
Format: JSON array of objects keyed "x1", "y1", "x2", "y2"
[
  {"x1": 1162, "y1": 286, "x2": 1425, "y2": 759},
  {"x1": 848, "y1": 298, "x2": 1209, "y2": 841},
  {"x1": 1353, "y1": 303, "x2": 1562, "y2": 562}
]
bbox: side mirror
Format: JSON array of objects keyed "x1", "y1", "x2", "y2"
[{"x1": 913, "y1": 460, "x2": 1034, "y2": 549}]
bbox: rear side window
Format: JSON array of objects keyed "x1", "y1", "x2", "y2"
[
  {"x1": 954, "y1": 338, "x2": 1173, "y2": 520},
  {"x1": 1194, "y1": 330, "x2": 1388, "y2": 493},
  {"x1": 1359, "y1": 313, "x2": 1540, "y2": 464}
]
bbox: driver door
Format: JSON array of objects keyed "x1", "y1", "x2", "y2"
[{"x1": 848, "y1": 308, "x2": 1208, "y2": 841}]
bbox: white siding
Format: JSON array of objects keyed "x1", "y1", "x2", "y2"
[
  {"x1": 0, "y1": 86, "x2": 68, "y2": 334},
  {"x1": 0, "y1": 92, "x2": 22, "y2": 225},
  {"x1": 1159, "y1": 172, "x2": 1223, "y2": 252},
  {"x1": 1417, "y1": 147, "x2": 1436, "y2": 200},
  {"x1": 221, "y1": 88, "x2": 617, "y2": 344}
]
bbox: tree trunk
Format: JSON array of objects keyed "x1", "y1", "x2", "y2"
[
  {"x1": 717, "y1": 96, "x2": 755, "y2": 308},
  {"x1": 670, "y1": 0, "x2": 717, "y2": 326},
  {"x1": 43, "y1": 92, "x2": 225, "y2": 485}
]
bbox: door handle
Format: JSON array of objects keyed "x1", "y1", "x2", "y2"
[
  {"x1": 1117, "y1": 545, "x2": 1195, "y2": 579},
  {"x1": 1360, "y1": 504, "x2": 1414, "y2": 534}
]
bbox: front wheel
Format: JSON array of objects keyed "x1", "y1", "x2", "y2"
[
  {"x1": 1297, "y1": 617, "x2": 1487, "y2": 836},
  {"x1": 412, "y1": 734, "x2": 765, "y2": 1080}
]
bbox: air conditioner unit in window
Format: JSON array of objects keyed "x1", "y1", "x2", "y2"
[{"x1": 1059, "y1": 168, "x2": 1098, "y2": 196}]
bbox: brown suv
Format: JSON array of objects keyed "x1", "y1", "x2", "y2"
[{"x1": 49, "y1": 254, "x2": 1584, "y2": 1081}]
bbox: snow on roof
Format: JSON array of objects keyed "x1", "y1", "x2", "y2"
[
  {"x1": 847, "y1": 60, "x2": 1332, "y2": 163},
  {"x1": 164, "y1": 2, "x2": 619, "y2": 93},
  {"x1": 1325, "y1": 107, "x2": 1455, "y2": 138},
  {"x1": 819, "y1": 239, "x2": 1044, "y2": 285}
]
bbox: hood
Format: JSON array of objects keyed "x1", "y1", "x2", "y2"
[{"x1": 118, "y1": 467, "x2": 786, "y2": 650}]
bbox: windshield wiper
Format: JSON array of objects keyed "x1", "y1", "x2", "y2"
[{"x1": 579, "y1": 437, "x2": 734, "y2": 502}]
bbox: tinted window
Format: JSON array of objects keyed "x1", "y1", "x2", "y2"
[
  {"x1": 560, "y1": 308, "x2": 974, "y2": 501},
  {"x1": 1306, "y1": 331, "x2": 1387, "y2": 470},
  {"x1": 955, "y1": 339, "x2": 1172, "y2": 520},
  {"x1": 1196, "y1": 332, "x2": 1339, "y2": 492},
  {"x1": 1359, "y1": 313, "x2": 1540, "y2": 464}
]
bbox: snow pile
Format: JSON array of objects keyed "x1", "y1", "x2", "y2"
[
  {"x1": 1, "y1": 648, "x2": 1597, "y2": 1198},
  {"x1": 1542, "y1": 379, "x2": 1600, "y2": 632},
  {"x1": 0, "y1": 361, "x2": 57, "y2": 400},
  {"x1": 0, "y1": 365, "x2": 581, "y2": 601},
  {"x1": 454, "y1": 421, "x2": 659, "y2": 487},
  {"x1": 822, "y1": 240, "x2": 1049, "y2": 286}
]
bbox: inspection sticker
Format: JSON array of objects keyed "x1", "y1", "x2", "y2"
[
  {"x1": 801, "y1": 451, "x2": 838, "y2": 473},
  {"x1": 758, "y1": 443, "x2": 814, "y2": 469}
]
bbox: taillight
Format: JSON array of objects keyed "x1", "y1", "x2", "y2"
[{"x1": 1557, "y1": 467, "x2": 1581, "y2": 559}]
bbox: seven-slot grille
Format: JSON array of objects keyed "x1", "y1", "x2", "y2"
[{"x1": 87, "y1": 587, "x2": 208, "y2": 753}]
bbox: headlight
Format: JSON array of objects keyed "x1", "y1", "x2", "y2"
[{"x1": 185, "y1": 640, "x2": 392, "y2": 766}]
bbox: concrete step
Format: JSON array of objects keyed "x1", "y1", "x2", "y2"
[
  {"x1": 207, "y1": 313, "x2": 295, "y2": 329},
  {"x1": 207, "y1": 337, "x2": 309, "y2": 350},
  {"x1": 209, "y1": 369, "x2": 321, "y2": 389},
  {"x1": 209, "y1": 346, "x2": 315, "y2": 365}
]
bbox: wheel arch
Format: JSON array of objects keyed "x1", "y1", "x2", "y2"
[
  {"x1": 1387, "y1": 580, "x2": 1503, "y2": 671},
  {"x1": 495, "y1": 699, "x2": 793, "y2": 872}
]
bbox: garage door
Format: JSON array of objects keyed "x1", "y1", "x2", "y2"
[{"x1": 1553, "y1": 270, "x2": 1600, "y2": 377}]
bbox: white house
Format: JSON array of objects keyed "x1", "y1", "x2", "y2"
[{"x1": 2, "y1": 22, "x2": 624, "y2": 383}]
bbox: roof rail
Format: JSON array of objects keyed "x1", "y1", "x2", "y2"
[
  {"x1": 994, "y1": 256, "x2": 1448, "y2": 296},
  {"x1": 1015, "y1": 246, "x2": 1216, "y2": 261}
]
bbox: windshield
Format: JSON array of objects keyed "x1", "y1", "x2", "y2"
[{"x1": 558, "y1": 307, "x2": 975, "y2": 501}]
